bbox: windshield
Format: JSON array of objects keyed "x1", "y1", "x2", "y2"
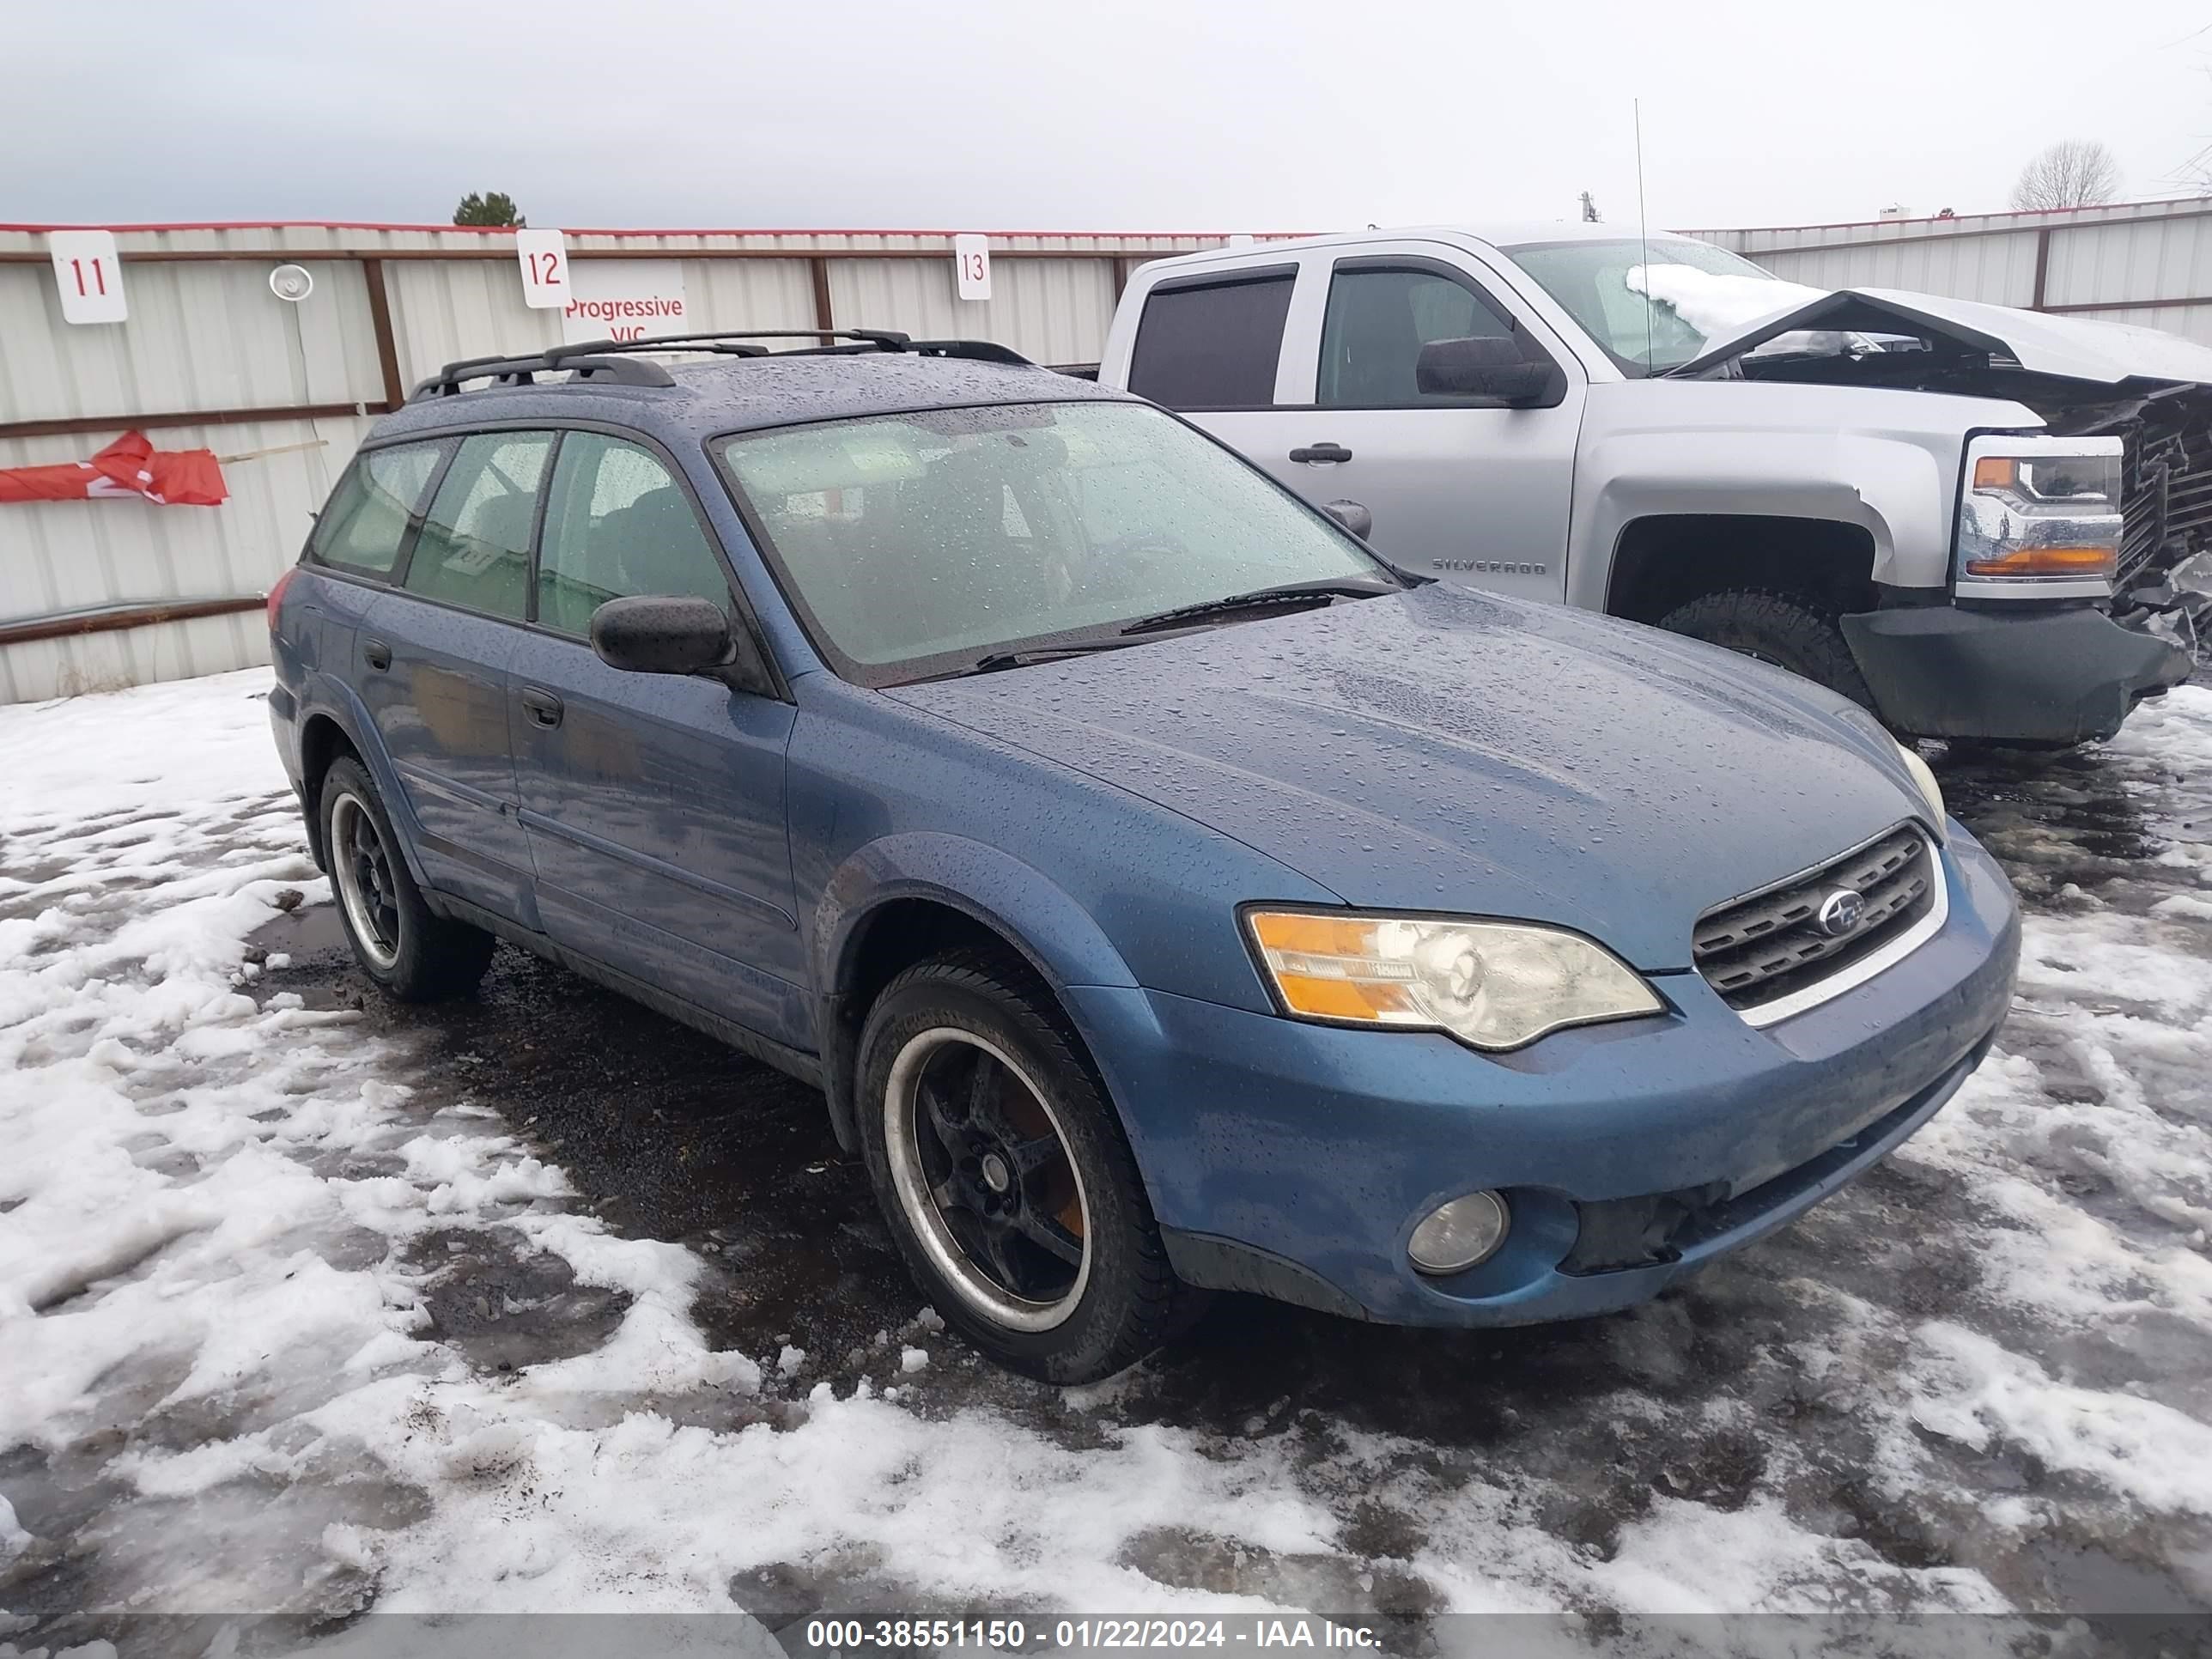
[
  {"x1": 1506, "y1": 237, "x2": 1801, "y2": 374},
  {"x1": 715, "y1": 400, "x2": 1389, "y2": 684}
]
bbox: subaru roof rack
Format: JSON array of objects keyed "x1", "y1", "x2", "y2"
[
  {"x1": 411, "y1": 330, "x2": 1033, "y2": 401},
  {"x1": 411, "y1": 351, "x2": 674, "y2": 399},
  {"x1": 550, "y1": 330, "x2": 1032, "y2": 366}
]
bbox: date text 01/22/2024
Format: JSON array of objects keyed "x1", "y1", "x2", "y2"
[{"x1": 802, "y1": 1620, "x2": 1384, "y2": 1650}]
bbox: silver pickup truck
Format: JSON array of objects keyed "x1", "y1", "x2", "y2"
[{"x1": 1093, "y1": 224, "x2": 2203, "y2": 744}]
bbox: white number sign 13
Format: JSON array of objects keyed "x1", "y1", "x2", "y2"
[
  {"x1": 953, "y1": 234, "x2": 992, "y2": 302},
  {"x1": 49, "y1": 230, "x2": 128, "y2": 325},
  {"x1": 515, "y1": 228, "x2": 569, "y2": 310}
]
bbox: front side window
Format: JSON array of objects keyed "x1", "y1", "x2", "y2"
[
  {"x1": 536, "y1": 434, "x2": 731, "y2": 637},
  {"x1": 401, "y1": 433, "x2": 550, "y2": 621},
  {"x1": 1317, "y1": 266, "x2": 1520, "y2": 407},
  {"x1": 716, "y1": 401, "x2": 1386, "y2": 682},
  {"x1": 312, "y1": 442, "x2": 444, "y2": 577},
  {"x1": 1125, "y1": 273, "x2": 1295, "y2": 409}
]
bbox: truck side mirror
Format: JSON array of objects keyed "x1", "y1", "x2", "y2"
[{"x1": 1416, "y1": 336, "x2": 1560, "y2": 407}]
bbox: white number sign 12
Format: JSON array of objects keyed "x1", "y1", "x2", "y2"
[
  {"x1": 49, "y1": 229, "x2": 128, "y2": 325},
  {"x1": 515, "y1": 228, "x2": 569, "y2": 310},
  {"x1": 953, "y1": 234, "x2": 992, "y2": 302}
]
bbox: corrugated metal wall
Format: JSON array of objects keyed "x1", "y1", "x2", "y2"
[
  {"x1": 1691, "y1": 196, "x2": 2212, "y2": 342},
  {"x1": 0, "y1": 223, "x2": 1253, "y2": 702}
]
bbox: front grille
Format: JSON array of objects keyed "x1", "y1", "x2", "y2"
[
  {"x1": 2117, "y1": 405, "x2": 2212, "y2": 589},
  {"x1": 1692, "y1": 826, "x2": 1935, "y2": 1013}
]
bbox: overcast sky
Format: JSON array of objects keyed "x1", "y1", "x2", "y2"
[{"x1": 7, "y1": 1, "x2": 2210, "y2": 234}]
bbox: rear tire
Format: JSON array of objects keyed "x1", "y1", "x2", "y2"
[
  {"x1": 319, "y1": 757, "x2": 495, "y2": 1001},
  {"x1": 855, "y1": 950, "x2": 1196, "y2": 1383},
  {"x1": 1659, "y1": 587, "x2": 1878, "y2": 714}
]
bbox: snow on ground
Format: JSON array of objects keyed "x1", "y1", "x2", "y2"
[{"x1": 2, "y1": 672, "x2": 2210, "y2": 1654}]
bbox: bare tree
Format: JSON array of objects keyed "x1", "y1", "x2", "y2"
[{"x1": 2010, "y1": 140, "x2": 2122, "y2": 212}]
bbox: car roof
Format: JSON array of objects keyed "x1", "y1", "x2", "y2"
[
  {"x1": 368, "y1": 350, "x2": 1137, "y2": 448},
  {"x1": 1131, "y1": 222, "x2": 1716, "y2": 278}
]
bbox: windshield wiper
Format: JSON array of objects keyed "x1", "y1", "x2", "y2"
[
  {"x1": 964, "y1": 640, "x2": 1143, "y2": 674},
  {"x1": 1117, "y1": 579, "x2": 1400, "y2": 638}
]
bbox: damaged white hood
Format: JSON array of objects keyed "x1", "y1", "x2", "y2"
[{"x1": 1663, "y1": 283, "x2": 2212, "y2": 387}]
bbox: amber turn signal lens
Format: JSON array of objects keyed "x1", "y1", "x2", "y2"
[
  {"x1": 1972, "y1": 457, "x2": 2017, "y2": 490},
  {"x1": 1961, "y1": 544, "x2": 2118, "y2": 578}
]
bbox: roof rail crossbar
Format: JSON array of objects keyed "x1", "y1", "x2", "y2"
[
  {"x1": 411, "y1": 351, "x2": 676, "y2": 399},
  {"x1": 546, "y1": 329, "x2": 913, "y2": 362}
]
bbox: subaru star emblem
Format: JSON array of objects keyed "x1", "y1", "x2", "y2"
[{"x1": 1816, "y1": 889, "x2": 1867, "y2": 938}]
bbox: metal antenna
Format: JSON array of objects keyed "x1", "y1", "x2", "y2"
[{"x1": 1635, "y1": 98, "x2": 1654, "y2": 368}]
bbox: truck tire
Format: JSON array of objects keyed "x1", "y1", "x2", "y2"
[
  {"x1": 319, "y1": 757, "x2": 496, "y2": 1001},
  {"x1": 1659, "y1": 588, "x2": 1878, "y2": 714},
  {"x1": 855, "y1": 950, "x2": 1198, "y2": 1383}
]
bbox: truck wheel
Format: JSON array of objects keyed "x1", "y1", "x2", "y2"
[
  {"x1": 319, "y1": 757, "x2": 495, "y2": 1001},
  {"x1": 1659, "y1": 588, "x2": 1878, "y2": 713},
  {"x1": 855, "y1": 951, "x2": 1197, "y2": 1384}
]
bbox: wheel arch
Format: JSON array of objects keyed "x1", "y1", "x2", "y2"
[
  {"x1": 811, "y1": 835, "x2": 1140, "y2": 1153},
  {"x1": 1602, "y1": 514, "x2": 1881, "y2": 629}
]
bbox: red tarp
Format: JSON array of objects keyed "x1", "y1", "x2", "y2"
[{"x1": 0, "y1": 430, "x2": 228, "y2": 507}]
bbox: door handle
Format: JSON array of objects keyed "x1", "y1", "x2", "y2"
[
  {"x1": 520, "y1": 687, "x2": 564, "y2": 729},
  {"x1": 362, "y1": 638, "x2": 392, "y2": 672},
  {"x1": 1288, "y1": 442, "x2": 1352, "y2": 465}
]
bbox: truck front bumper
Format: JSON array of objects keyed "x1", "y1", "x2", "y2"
[{"x1": 1842, "y1": 602, "x2": 2192, "y2": 745}]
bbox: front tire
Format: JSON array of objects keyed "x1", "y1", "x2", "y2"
[
  {"x1": 319, "y1": 757, "x2": 495, "y2": 1001},
  {"x1": 1659, "y1": 587, "x2": 1878, "y2": 714},
  {"x1": 855, "y1": 951, "x2": 1194, "y2": 1383}
]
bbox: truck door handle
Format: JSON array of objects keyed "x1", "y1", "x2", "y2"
[
  {"x1": 520, "y1": 687, "x2": 564, "y2": 729},
  {"x1": 362, "y1": 638, "x2": 392, "y2": 672},
  {"x1": 1289, "y1": 442, "x2": 1352, "y2": 465}
]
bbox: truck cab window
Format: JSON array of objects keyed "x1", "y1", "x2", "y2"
[
  {"x1": 1317, "y1": 266, "x2": 1516, "y2": 407},
  {"x1": 1126, "y1": 273, "x2": 1295, "y2": 409}
]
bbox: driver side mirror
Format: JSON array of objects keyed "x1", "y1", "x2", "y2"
[
  {"x1": 592, "y1": 594, "x2": 761, "y2": 686},
  {"x1": 1415, "y1": 336, "x2": 1561, "y2": 407}
]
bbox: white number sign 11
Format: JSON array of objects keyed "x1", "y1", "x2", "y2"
[
  {"x1": 515, "y1": 228, "x2": 569, "y2": 310},
  {"x1": 953, "y1": 234, "x2": 992, "y2": 302},
  {"x1": 49, "y1": 230, "x2": 128, "y2": 325}
]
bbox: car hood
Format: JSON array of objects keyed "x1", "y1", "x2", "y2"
[
  {"x1": 1666, "y1": 285, "x2": 2212, "y2": 387},
  {"x1": 884, "y1": 585, "x2": 1936, "y2": 971}
]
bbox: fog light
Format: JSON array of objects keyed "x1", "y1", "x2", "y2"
[{"x1": 1407, "y1": 1190, "x2": 1510, "y2": 1276}]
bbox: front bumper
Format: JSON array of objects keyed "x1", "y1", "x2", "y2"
[
  {"x1": 1068, "y1": 830, "x2": 2021, "y2": 1328},
  {"x1": 1841, "y1": 602, "x2": 2191, "y2": 744}
]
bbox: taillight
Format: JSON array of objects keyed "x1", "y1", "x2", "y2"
[{"x1": 266, "y1": 566, "x2": 300, "y2": 633}]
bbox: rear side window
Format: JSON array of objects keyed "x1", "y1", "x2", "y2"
[
  {"x1": 1126, "y1": 273, "x2": 1294, "y2": 409},
  {"x1": 536, "y1": 434, "x2": 731, "y2": 637},
  {"x1": 401, "y1": 433, "x2": 551, "y2": 621},
  {"x1": 312, "y1": 443, "x2": 443, "y2": 577},
  {"x1": 1317, "y1": 265, "x2": 1518, "y2": 407}
]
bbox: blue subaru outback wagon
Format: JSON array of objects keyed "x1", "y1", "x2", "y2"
[{"x1": 268, "y1": 329, "x2": 2021, "y2": 1382}]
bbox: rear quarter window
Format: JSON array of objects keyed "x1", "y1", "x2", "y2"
[
  {"x1": 1126, "y1": 272, "x2": 1295, "y2": 410},
  {"x1": 311, "y1": 442, "x2": 445, "y2": 577}
]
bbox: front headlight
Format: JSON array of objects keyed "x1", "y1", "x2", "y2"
[
  {"x1": 1895, "y1": 738, "x2": 1946, "y2": 830},
  {"x1": 1244, "y1": 910, "x2": 1662, "y2": 1052},
  {"x1": 1956, "y1": 434, "x2": 2122, "y2": 591}
]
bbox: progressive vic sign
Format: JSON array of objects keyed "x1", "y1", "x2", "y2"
[{"x1": 515, "y1": 234, "x2": 690, "y2": 345}]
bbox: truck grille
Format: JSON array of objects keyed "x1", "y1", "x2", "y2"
[
  {"x1": 1693, "y1": 826, "x2": 1936, "y2": 1014},
  {"x1": 2117, "y1": 405, "x2": 2212, "y2": 589}
]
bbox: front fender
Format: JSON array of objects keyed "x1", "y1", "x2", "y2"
[
  {"x1": 809, "y1": 832, "x2": 1143, "y2": 1152},
  {"x1": 1571, "y1": 430, "x2": 1942, "y2": 604},
  {"x1": 1566, "y1": 381, "x2": 2045, "y2": 607},
  {"x1": 814, "y1": 831, "x2": 1140, "y2": 998}
]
